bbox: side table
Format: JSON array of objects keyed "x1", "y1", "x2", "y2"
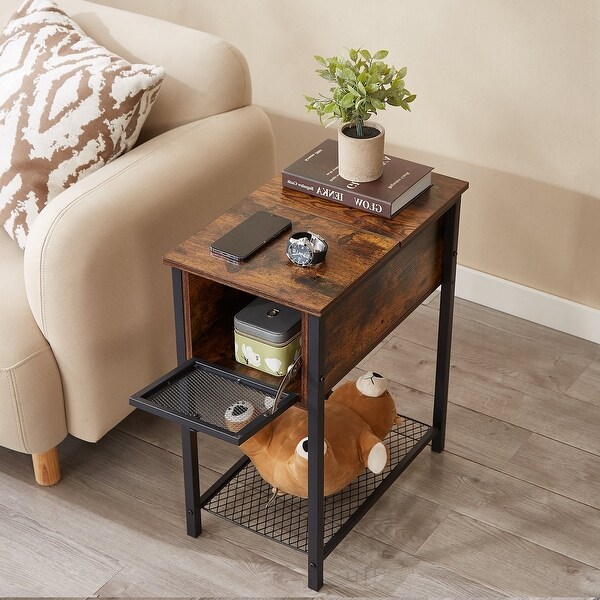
[{"x1": 130, "y1": 173, "x2": 468, "y2": 591}]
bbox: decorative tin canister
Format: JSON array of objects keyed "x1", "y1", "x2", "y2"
[{"x1": 234, "y1": 298, "x2": 301, "y2": 377}]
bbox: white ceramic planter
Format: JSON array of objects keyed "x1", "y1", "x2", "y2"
[{"x1": 338, "y1": 121, "x2": 385, "y2": 182}]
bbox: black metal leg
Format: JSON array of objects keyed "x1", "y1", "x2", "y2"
[
  {"x1": 172, "y1": 268, "x2": 186, "y2": 366},
  {"x1": 432, "y1": 200, "x2": 461, "y2": 453},
  {"x1": 173, "y1": 269, "x2": 202, "y2": 535},
  {"x1": 181, "y1": 426, "x2": 202, "y2": 536},
  {"x1": 307, "y1": 315, "x2": 325, "y2": 591}
]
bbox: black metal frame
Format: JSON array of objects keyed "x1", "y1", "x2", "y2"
[
  {"x1": 432, "y1": 201, "x2": 461, "y2": 453},
  {"x1": 307, "y1": 314, "x2": 326, "y2": 589},
  {"x1": 139, "y1": 197, "x2": 461, "y2": 590},
  {"x1": 182, "y1": 425, "x2": 201, "y2": 536},
  {"x1": 172, "y1": 268, "x2": 202, "y2": 537},
  {"x1": 172, "y1": 268, "x2": 187, "y2": 366}
]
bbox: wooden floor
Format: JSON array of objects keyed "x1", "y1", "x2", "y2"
[{"x1": 1, "y1": 295, "x2": 600, "y2": 597}]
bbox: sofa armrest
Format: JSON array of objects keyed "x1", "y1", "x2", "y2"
[
  {"x1": 64, "y1": 0, "x2": 254, "y2": 139},
  {"x1": 23, "y1": 105, "x2": 276, "y2": 442}
]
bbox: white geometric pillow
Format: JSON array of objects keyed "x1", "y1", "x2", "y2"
[{"x1": 0, "y1": 0, "x2": 165, "y2": 249}]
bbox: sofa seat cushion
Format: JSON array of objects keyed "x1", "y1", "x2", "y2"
[
  {"x1": 0, "y1": 233, "x2": 66, "y2": 453},
  {"x1": 0, "y1": 0, "x2": 165, "y2": 249}
]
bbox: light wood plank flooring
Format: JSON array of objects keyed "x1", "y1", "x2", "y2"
[{"x1": 1, "y1": 296, "x2": 600, "y2": 597}]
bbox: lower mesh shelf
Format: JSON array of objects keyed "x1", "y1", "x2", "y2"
[{"x1": 202, "y1": 416, "x2": 432, "y2": 553}]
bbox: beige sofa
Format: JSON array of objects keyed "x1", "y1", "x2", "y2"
[{"x1": 0, "y1": 0, "x2": 276, "y2": 484}]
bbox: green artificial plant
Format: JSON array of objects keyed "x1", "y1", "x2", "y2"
[{"x1": 305, "y1": 48, "x2": 416, "y2": 138}]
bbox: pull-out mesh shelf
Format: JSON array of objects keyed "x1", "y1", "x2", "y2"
[
  {"x1": 130, "y1": 358, "x2": 298, "y2": 445},
  {"x1": 201, "y1": 416, "x2": 433, "y2": 555}
]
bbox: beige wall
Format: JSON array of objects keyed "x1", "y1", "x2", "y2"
[{"x1": 96, "y1": 0, "x2": 600, "y2": 309}]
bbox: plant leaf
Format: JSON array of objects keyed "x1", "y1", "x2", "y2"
[
  {"x1": 343, "y1": 67, "x2": 356, "y2": 81},
  {"x1": 341, "y1": 92, "x2": 356, "y2": 108}
]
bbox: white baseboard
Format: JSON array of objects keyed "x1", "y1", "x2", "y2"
[{"x1": 455, "y1": 265, "x2": 600, "y2": 345}]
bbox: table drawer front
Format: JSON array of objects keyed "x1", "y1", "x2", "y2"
[{"x1": 321, "y1": 220, "x2": 442, "y2": 392}]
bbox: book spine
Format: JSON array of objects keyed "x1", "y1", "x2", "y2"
[{"x1": 281, "y1": 172, "x2": 393, "y2": 219}]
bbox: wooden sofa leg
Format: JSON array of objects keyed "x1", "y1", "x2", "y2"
[{"x1": 32, "y1": 447, "x2": 61, "y2": 486}]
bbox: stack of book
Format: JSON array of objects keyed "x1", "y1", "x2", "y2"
[{"x1": 281, "y1": 139, "x2": 433, "y2": 219}]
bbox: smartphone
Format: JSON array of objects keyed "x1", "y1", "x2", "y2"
[{"x1": 210, "y1": 211, "x2": 292, "y2": 263}]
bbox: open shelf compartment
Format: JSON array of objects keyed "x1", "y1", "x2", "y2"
[
  {"x1": 129, "y1": 358, "x2": 299, "y2": 445},
  {"x1": 201, "y1": 416, "x2": 434, "y2": 553}
]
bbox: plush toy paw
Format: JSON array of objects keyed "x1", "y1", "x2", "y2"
[{"x1": 367, "y1": 441, "x2": 388, "y2": 474}]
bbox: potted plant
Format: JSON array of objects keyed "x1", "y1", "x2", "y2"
[{"x1": 305, "y1": 48, "x2": 416, "y2": 182}]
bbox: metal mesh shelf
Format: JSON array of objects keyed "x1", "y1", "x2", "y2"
[
  {"x1": 202, "y1": 416, "x2": 433, "y2": 553},
  {"x1": 130, "y1": 358, "x2": 298, "y2": 444}
]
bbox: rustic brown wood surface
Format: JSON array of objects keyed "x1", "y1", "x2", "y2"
[
  {"x1": 321, "y1": 221, "x2": 443, "y2": 391},
  {"x1": 183, "y1": 273, "x2": 249, "y2": 360},
  {"x1": 164, "y1": 174, "x2": 468, "y2": 317},
  {"x1": 165, "y1": 194, "x2": 398, "y2": 317}
]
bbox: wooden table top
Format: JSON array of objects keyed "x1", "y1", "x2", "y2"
[{"x1": 164, "y1": 174, "x2": 468, "y2": 317}]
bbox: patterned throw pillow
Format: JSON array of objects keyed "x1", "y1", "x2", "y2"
[{"x1": 0, "y1": 0, "x2": 165, "y2": 249}]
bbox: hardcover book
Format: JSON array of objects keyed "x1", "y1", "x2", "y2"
[{"x1": 282, "y1": 139, "x2": 433, "y2": 218}]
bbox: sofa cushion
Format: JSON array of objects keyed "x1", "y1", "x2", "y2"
[
  {"x1": 0, "y1": 232, "x2": 66, "y2": 453},
  {"x1": 0, "y1": 0, "x2": 165, "y2": 249}
]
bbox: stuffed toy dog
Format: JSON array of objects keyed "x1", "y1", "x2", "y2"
[{"x1": 224, "y1": 372, "x2": 402, "y2": 497}]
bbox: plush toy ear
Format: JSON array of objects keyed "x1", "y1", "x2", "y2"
[{"x1": 356, "y1": 372, "x2": 388, "y2": 397}]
